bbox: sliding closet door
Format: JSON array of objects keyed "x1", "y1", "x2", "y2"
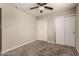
[
  {"x1": 55, "y1": 15, "x2": 75, "y2": 47},
  {"x1": 37, "y1": 19, "x2": 47, "y2": 41},
  {"x1": 65, "y1": 15, "x2": 75, "y2": 47},
  {"x1": 55, "y1": 16, "x2": 65, "y2": 45}
]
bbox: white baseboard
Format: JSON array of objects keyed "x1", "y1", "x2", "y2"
[
  {"x1": 76, "y1": 49, "x2": 79, "y2": 53},
  {"x1": 37, "y1": 40, "x2": 55, "y2": 44},
  {"x1": 78, "y1": 50, "x2": 79, "y2": 53},
  {"x1": 48, "y1": 41, "x2": 55, "y2": 44},
  {"x1": 36, "y1": 39, "x2": 48, "y2": 41},
  {"x1": 1, "y1": 40, "x2": 36, "y2": 54}
]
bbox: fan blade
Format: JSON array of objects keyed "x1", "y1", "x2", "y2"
[
  {"x1": 37, "y1": 3, "x2": 41, "y2": 5},
  {"x1": 37, "y1": 3, "x2": 47, "y2": 6},
  {"x1": 44, "y1": 6, "x2": 53, "y2": 10},
  {"x1": 42, "y1": 3, "x2": 47, "y2": 5},
  {"x1": 30, "y1": 7, "x2": 39, "y2": 9}
]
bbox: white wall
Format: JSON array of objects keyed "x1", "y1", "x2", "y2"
[
  {"x1": 76, "y1": 4, "x2": 79, "y2": 52},
  {"x1": 36, "y1": 17, "x2": 47, "y2": 41},
  {"x1": 47, "y1": 15, "x2": 55, "y2": 43},
  {"x1": 0, "y1": 4, "x2": 36, "y2": 52}
]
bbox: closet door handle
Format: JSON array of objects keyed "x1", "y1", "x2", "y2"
[{"x1": 73, "y1": 32, "x2": 75, "y2": 34}]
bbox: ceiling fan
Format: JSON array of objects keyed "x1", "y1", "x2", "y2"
[{"x1": 30, "y1": 3, "x2": 53, "y2": 13}]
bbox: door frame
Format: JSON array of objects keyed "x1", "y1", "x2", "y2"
[{"x1": 0, "y1": 8, "x2": 2, "y2": 53}]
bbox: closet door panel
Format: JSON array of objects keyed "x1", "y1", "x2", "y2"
[
  {"x1": 55, "y1": 16, "x2": 64, "y2": 45},
  {"x1": 65, "y1": 15, "x2": 75, "y2": 47}
]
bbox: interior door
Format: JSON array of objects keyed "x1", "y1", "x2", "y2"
[
  {"x1": 55, "y1": 16, "x2": 65, "y2": 45},
  {"x1": 65, "y1": 15, "x2": 75, "y2": 47},
  {"x1": 37, "y1": 19, "x2": 47, "y2": 41}
]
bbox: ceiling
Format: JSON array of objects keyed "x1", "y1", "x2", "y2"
[{"x1": 9, "y1": 3, "x2": 77, "y2": 16}]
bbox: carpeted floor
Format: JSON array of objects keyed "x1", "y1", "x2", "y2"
[{"x1": 1, "y1": 40, "x2": 79, "y2": 56}]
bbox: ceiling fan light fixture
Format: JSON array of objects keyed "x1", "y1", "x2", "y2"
[
  {"x1": 30, "y1": 3, "x2": 53, "y2": 13},
  {"x1": 39, "y1": 6, "x2": 44, "y2": 10},
  {"x1": 39, "y1": 6, "x2": 44, "y2": 13},
  {"x1": 40, "y1": 10, "x2": 43, "y2": 13}
]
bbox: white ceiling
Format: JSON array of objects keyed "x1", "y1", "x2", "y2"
[{"x1": 9, "y1": 3, "x2": 77, "y2": 16}]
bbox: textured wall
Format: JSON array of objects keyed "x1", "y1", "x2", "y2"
[
  {"x1": 36, "y1": 17, "x2": 47, "y2": 41},
  {"x1": 1, "y1": 4, "x2": 36, "y2": 52},
  {"x1": 47, "y1": 15, "x2": 55, "y2": 43}
]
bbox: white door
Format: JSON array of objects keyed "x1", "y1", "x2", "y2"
[
  {"x1": 65, "y1": 15, "x2": 75, "y2": 47},
  {"x1": 37, "y1": 19, "x2": 47, "y2": 41},
  {"x1": 55, "y1": 16, "x2": 65, "y2": 45}
]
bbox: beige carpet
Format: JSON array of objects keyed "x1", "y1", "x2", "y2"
[{"x1": 1, "y1": 40, "x2": 79, "y2": 56}]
